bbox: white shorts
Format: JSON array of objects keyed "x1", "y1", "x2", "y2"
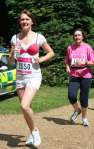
[{"x1": 16, "y1": 77, "x2": 42, "y2": 90}]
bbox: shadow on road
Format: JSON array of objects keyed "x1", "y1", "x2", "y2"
[
  {"x1": 43, "y1": 117, "x2": 81, "y2": 125},
  {"x1": 0, "y1": 133, "x2": 38, "y2": 149},
  {"x1": 0, "y1": 133, "x2": 24, "y2": 147},
  {"x1": 88, "y1": 107, "x2": 94, "y2": 110},
  {"x1": 0, "y1": 93, "x2": 17, "y2": 101}
]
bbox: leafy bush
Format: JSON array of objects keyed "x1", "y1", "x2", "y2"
[{"x1": 42, "y1": 56, "x2": 69, "y2": 86}]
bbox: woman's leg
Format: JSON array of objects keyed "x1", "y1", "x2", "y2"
[
  {"x1": 16, "y1": 63, "x2": 42, "y2": 146},
  {"x1": 68, "y1": 77, "x2": 81, "y2": 122},
  {"x1": 16, "y1": 76, "x2": 42, "y2": 132},
  {"x1": 17, "y1": 85, "x2": 41, "y2": 146},
  {"x1": 68, "y1": 77, "x2": 80, "y2": 111},
  {"x1": 19, "y1": 86, "x2": 37, "y2": 132},
  {"x1": 80, "y1": 78, "x2": 92, "y2": 119},
  {"x1": 17, "y1": 87, "x2": 25, "y2": 101}
]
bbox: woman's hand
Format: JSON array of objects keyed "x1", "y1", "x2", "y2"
[
  {"x1": 32, "y1": 56, "x2": 40, "y2": 64},
  {"x1": 66, "y1": 65, "x2": 71, "y2": 74},
  {"x1": 86, "y1": 61, "x2": 94, "y2": 66},
  {"x1": 33, "y1": 56, "x2": 50, "y2": 64},
  {"x1": 76, "y1": 59, "x2": 86, "y2": 65}
]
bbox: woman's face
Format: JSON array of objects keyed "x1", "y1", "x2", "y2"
[
  {"x1": 19, "y1": 13, "x2": 33, "y2": 31},
  {"x1": 74, "y1": 30, "x2": 84, "y2": 45}
]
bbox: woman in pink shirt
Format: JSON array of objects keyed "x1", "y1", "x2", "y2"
[{"x1": 65, "y1": 28, "x2": 94, "y2": 126}]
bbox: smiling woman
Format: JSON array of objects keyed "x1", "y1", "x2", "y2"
[
  {"x1": 9, "y1": 9, "x2": 55, "y2": 147},
  {"x1": 65, "y1": 28, "x2": 94, "y2": 127}
]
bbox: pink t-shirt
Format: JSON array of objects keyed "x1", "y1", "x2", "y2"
[{"x1": 65, "y1": 42, "x2": 94, "y2": 78}]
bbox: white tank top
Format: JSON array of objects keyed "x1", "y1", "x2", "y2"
[{"x1": 11, "y1": 33, "x2": 47, "y2": 78}]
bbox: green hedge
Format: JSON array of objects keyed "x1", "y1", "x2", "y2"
[{"x1": 41, "y1": 57, "x2": 69, "y2": 86}]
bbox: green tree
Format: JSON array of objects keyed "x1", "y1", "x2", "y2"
[{"x1": 2, "y1": 0, "x2": 94, "y2": 86}]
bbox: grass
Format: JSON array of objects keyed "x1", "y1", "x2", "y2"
[{"x1": 0, "y1": 86, "x2": 94, "y2": 114}]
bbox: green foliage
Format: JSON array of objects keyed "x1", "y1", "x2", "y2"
[
  {"x1": 2, "y1": 0, "x2": 94, "y2": 86},
  {"x1": 42, "y1": 57, "x2": 69, "y2": 86},
  {"x1": 0, "y1": 37, "x2": 6, "y2": 47}
]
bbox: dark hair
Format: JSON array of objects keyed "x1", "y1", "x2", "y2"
[
  {"x1": 18, "y1": 9, "x2": 37, "y2": 29},
  {"x1": 73, "y1": 28, "x2": 87, "y2": 40}
]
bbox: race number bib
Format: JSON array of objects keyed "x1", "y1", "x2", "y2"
[
  {"x1": 71, "y1": 57, "x2": 85, "y2": 67},
  {"x1": 71, "y1": 58, "x2": 77, "y2": 66},
  {"x1": 17, "y1": 57, "x2": 32, "y2": 74}
]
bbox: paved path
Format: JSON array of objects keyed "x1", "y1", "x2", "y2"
[{"x1": 0, "y1": 100, "x2": 94, "y2": 149}]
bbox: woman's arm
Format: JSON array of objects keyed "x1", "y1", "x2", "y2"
[
  {"x1": 8, "y1": 45, "x2": 15, "y2": 64},
  {"x1": 65, "y1": 61, "x2": 71, "y2": 74},
  {"x1": 85, "y1": 61, "x2": 94, "y2": 66},
  {"x1": 38, "y1": 43, "x2": 55, "y2": 63},
  {"x1": 65, "y1": 47, "x2": 71, "y2": 74}
]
